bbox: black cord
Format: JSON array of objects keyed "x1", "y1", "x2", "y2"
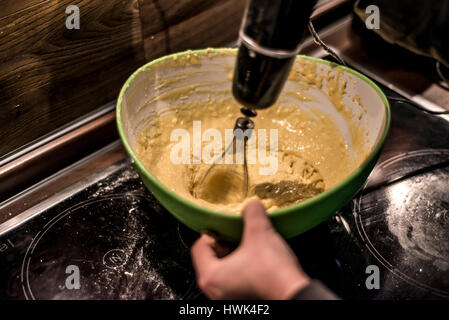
[
  {"x1": 308, "y1": 20, "x2": 347, "y2": 67},
  {"x1": 387, "y1": 61, "x2": 449, "y2": 115},
  {"x1": 306, "y1": 21, "x2": 449, "y2": 116},
  {"x1": 436, "y1": 61, "x2": 449, "y2": 91}
]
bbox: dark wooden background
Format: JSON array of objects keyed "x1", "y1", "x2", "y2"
[{"x1": 0, "y1": 0, "x2": 244, "y2": 157}]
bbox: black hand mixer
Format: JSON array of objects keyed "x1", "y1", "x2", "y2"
[
  {"x1": 196, "y1": 0, "x2": 318, "y2": 200},
  {"x1": 233, "y1": 0, "x2": 317, "y2": 110}
]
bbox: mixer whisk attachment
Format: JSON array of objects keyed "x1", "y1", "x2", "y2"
[{"x1": 193, "y1": 116, "x2": 255, "y2": 202}]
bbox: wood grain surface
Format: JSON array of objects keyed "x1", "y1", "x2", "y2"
[
  {"x1": 0, "y1": 0, "x2": 145, "y2": 157},
  {"x1": 0, "y1": 0, "x2": 246, "y2": 158},
  {"x1": 138, "y1": 0, "x2": 245, "y2": 60}
]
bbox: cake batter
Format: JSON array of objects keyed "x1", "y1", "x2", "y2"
[{"x1": 136, "y1": 99, "x2": 358, "y2": 213}]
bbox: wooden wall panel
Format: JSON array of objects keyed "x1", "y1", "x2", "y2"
[
  {"x1": 1, "y1": 0, "x2": 46, "y2": 18},
  {"x1": 0, "y1": 0, "x2": 145, "y2": 157},
  {"x1": 0, "y1": 0, "x2": 245, "y2": 158},
  {"x1": 138, "y1": 0, "x2": 217, "y2": 38},
  {"x1": 138, "y1": 0, "x2": 245, "y2": 60}
]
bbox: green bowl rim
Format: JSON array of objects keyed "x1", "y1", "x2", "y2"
[{"x1": 116, "y1": 47, "x2": 391, "y2": 221}]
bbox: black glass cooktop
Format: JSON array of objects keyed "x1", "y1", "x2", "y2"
[{"x1": 0, "y1": 85, "x2": 448, "y2": 300}]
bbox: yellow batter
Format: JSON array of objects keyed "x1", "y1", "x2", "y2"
[
  {"x1": 137, "y1": 102, "x2": 358, "y2": 213},
  {"x1": 135, "y1": 55, "x2": 367, "y2": 213}
]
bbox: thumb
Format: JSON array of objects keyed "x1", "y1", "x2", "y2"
[{"x1": 241, "y1": 200, "x2": 274, "y2": 241}]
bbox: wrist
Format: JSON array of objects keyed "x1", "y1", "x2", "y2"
[
  {"x1": 283, "y1": 272, "x2": 311, "y2": 300},
  {"x1": 269, "y1": 270, "x2": 311, "y2": 300}
]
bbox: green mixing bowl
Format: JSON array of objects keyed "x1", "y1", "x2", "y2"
[{"x1": 116, "y1": 48, "x2": 390, "y2": 241}]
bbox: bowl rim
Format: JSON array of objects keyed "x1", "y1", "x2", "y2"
[{"x1": 116, "y1": 48, "x2": 391, "y2": 220}]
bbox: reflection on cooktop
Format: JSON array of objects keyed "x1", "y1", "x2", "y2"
[
  {"x1": 21, "y1": 194, "x2": 201, "y2": 300},
  {"x1": 0, "y1": 168, "x2": 203, "y2": 300},
  {"x1": 352, "y1": 149, "x2": 449, "y2": 299}
]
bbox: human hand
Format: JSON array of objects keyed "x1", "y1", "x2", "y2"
[{"x1": 190, "y1": 200, "x2": 310, "y2": 300}]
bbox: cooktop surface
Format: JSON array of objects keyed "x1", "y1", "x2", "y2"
[{"x1": 0, "y1": 84, "x2": 448, "y2": 300}]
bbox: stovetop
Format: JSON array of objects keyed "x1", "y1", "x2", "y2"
[{"x1": 0, "y1": 82, "x2": 448, "y2": 300}]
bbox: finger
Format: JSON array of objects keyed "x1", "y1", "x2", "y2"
[
  {"x1": 191, "y1": 233, "x2": 220, "y2": 276},
  {"x1": 214, "y1": 240, "x2": 232, "y2": 258},
  {"x1": 193, "y1": 231, "x2": 231, "y2": 258},
  {"x1": 241, "y1": 200, "x2": 274, "y2": 241},
  {"x1": 202, "y1": 230, "x2": 232, "y2": 258}
]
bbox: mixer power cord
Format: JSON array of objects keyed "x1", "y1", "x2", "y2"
[{"x1": 308, "y1": 20, "x2": 449, "y2": 116}]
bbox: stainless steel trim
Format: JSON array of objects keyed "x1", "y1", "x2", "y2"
[{"x1": 0, "y1": 141, "x2": 126, "y2": 236}]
